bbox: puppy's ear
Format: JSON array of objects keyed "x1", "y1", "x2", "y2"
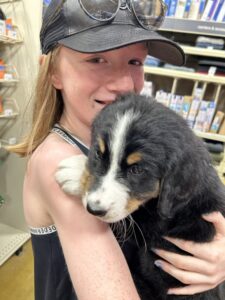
[{"x1": 158, "y1": 161, "x2": 197, "y2": 219}]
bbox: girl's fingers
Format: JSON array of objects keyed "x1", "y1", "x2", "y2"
[
  {"x1": 161, "y1": 212, "x2": 225, "y2": 260},
  {"x1": 202, "y1": 212, "x2": 225, "y2": 237},
  {"x1": 154, "y1": 259, "x2": 218, "y2": 286},
  {"x1": 153, "y1": 248, "x2": 213, "y2": 275},
  {"x1": 168, "y1": 283, "x2": 217, "y2": 296},
  {"x1": 160, "y1": 237, "x2": 213, "y2": 261},
  {"x1": 154, "y1": 212, "x2": 225, "y2": 296},
  {"x1": 162, "y1": 236, "x2": 223, "y2": 262}
]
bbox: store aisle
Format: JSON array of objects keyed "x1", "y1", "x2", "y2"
[{"x1": 0, "y1": 240, "x2": 34, "y2": 300}]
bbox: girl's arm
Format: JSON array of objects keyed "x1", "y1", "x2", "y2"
[{"x1": 36, "y1": 147, "x2": 140, "y2": 300}]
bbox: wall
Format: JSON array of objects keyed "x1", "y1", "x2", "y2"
[{"x1": 0, "y1": 0, "x2": 42, "y2": 231}]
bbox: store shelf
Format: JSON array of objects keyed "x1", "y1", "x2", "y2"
[
  {"x1": 0, "y1": 25, "x2": 23, "y2": 45},
  {"x1": 194, "y1": 131, "x2": 225, "y2": 143},
  {"x1": 0, "y1": 79, "x2": 18, "y2": 83},
  {"x1": 181, "y1": 45, "x2": 225, "y2": 59},
  {"x1": 0, "y1": 112, "x2": 18, "y2": 118},
  {"x1": 0, "y1": 223, "x2": 30, "y2": 266},
  {"x1": 144, "y1": 66, "x2": 225, "y2": 85},
  {"x1": 160, "y1": 18, "x2": 225, "y2": 37},
  {"x1": 0, "y1": 98, "x2": 19, "y2": 118},
  {"x1": 0, "y1": 64, "x2": 19, "y2": 83},
  {"x1": 0, "y1": 0, "x2": 20, "y2": 3}
]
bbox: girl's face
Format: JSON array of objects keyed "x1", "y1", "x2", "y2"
[{"x1": 51, "y1": 43, "x2": 147, "y2": 142}]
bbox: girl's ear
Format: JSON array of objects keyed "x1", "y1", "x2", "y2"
[
  {"x1": 39, "y1": 54, "x2": 63, "y2": 89},
  {"x1": 39, "y1": 54, "x2": 46, "y2": 66},
  {"x1": 51, "y1": 72, "x2": 63, "y2": 90}
]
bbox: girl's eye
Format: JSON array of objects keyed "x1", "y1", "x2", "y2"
[
  {"x1": 129, "y1": 59, "x2": 143, "y2": 66},
  {"x1": 87, "y1": 57, "x2": 106, "y2": 64},
  {"x1": 128, "y1": 164, "x2": 144, "y2": 175}
]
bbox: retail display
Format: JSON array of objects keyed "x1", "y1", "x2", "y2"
[
  {"x1": 144, "y1": 14, "x2": 225, "y2": 178},
  {"x1": 0, "y1": 0, "x2": 30, "y2": 266},
  {"x1": 164, "y1": 0, "x2": 225, "y2": 22},
  {"x1": 0, "y1": 3, "x2": 20, "y2": 127}
]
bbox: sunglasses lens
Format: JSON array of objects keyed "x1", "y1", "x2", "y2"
[
  {"x1": 80, "y1": 0, "x2": 119, "y2": 21},
  {"x1": 132, "y1": 0, "x2": 166, "y2": 29}
]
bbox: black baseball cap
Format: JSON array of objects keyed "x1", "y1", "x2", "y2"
[{"x1": 40, "y1": 0, "x2": 185, "y2": 66}]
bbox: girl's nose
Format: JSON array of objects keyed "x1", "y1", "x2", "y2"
[{"x1": 106, "y1": 69, "x2": 135, "y2": 94}]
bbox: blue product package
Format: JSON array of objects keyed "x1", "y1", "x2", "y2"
[
  {"x1": 184, "y1": 0, "x2": 192, "y2": 16},
  {"x1": 198, "y1": 0, "x2": 207, "y2": 16},
  {"x1": 168, "y1": 0, "x2": 178, "y2": 16},
  {"x1": 164, "y1": 0, "x2": 172, "y2": 15}
]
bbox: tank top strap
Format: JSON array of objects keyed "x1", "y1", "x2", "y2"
[{"x1": 51, "y1": 124, "x2": 89, "y2": 156}]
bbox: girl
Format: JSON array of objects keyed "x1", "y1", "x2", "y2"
[{"x1": 10, "y1": 0, "x2": 225, "y2": 299}]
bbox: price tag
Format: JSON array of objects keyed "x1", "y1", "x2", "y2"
[
  {"x1": 4, "y1": 73, "x2": 13, "y2": 80},
  {"x1": 4, "y1": 109, "x2": 13, "y2": 116},
  {"x1": 208, "y1": 66, "x2": 217, "y2": 76}
]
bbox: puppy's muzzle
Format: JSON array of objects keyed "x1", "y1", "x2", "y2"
[{"x1": 86, "y1": 202, "x2": 107, "y2": 217}]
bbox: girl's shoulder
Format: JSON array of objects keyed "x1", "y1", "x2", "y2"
[
  {"x1": 26, "y1": 132, "x2": 83, "y2": 189},
  {"x1": 31, "y1": 132, "x2": 81, "y2": 168}
]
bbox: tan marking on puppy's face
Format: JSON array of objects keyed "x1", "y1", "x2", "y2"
[
  {"x1": 140, "y1": 181, "x2": 160, "y2": 201},
  {"x1": 98, "y1": 136, "x2": 105, "y2": 154},
  {"x1": 126, "y1": 180, "x2": 160, "y2": 214},
  {"x1": 126, "y1": 198, "x2": 143, "y2": 214},
  {"x1": 127, "y1": 152, "x2": 142, "y2": 165},
  {"x1": 80, "y1": 168, "x2": 93, "y2": 196}
]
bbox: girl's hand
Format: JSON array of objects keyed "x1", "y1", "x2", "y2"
[{"x1": 153, "y1": 212, "x2": 225, "y2": 295}]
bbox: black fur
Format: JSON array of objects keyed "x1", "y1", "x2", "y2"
[{"x1": 89, "y1": 93, "x2": 225, "y2": 299}]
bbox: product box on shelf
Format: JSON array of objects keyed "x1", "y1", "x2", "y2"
[
  {"x1": 210, "y1": 111, "x2": 225, "y2": 133},
  {"x1": 219, "y1": 118, "x2": 225, "y2": 135},
  {"x1": 0, "y1": 20, "x2": 6, "y2": 36},
  {"x1": 182, "y1": 96, "x2": 193, "y2": 119},
  {"x1": 155, "y1": 90, "x2": 172, "y2": 107},
  {"x1": 0, "y1": 96, "x2": 3, "y2": 113},
  {"x1": 141, "y1": 81, "x2": 154, "y2": 97},
  {"x1": 5, "y1": 18, "x2": 12, "y2": 35},
  {"x1": 0, "y1": 59, "x2": 5, "y2": 79},
  {"x1": 164, "y1": 0, "x2": 225, "y2": 22},
  {"x1": 194, "y1": 100, "x2": 208, "y2": 131}
]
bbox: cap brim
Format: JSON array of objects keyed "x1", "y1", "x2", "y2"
[{"x1": 59, "y1": 25, "x2": 185, "y2": 66}]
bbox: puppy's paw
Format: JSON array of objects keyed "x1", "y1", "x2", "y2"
[{"x1": 55, "y1": 154, "x2": 87, "y2": 196}]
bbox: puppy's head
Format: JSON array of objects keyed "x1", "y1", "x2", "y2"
[{"x1": 81, "y1": 94, "x2": 212, "y2": 222}]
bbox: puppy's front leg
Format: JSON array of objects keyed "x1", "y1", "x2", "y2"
[{"x1": 55, "y1": 154, "x2": 87, "y2": 196}]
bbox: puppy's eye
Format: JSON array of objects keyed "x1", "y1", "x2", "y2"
[
  {"x1": 95, "y1": 149, "x2": 102, "y2": 160},
  {"x1": 128, "y1": 164, "x2": 144, "y2": 175}
]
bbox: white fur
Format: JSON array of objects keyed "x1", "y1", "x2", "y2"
[
  {"x1": 55, "y1": 154, "x2": 87, "y2": 196},
  {"x1": 84, "y1": 110, "x2": 140, "y2": 223}
]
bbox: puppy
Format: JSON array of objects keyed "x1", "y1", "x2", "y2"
[{"x1": 56, "y1": 93, "x2": 225, "y2": 299}]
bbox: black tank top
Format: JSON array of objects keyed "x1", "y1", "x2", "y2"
[
  {"x1": 31, "y1": 124, "x2": 89, "y2": 300},
  {"x1": 31, "y1": 124, "x2": 135, "y2": 300}
]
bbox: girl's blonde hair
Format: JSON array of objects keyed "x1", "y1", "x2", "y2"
[{"x1": 7, "y1": 46, "x2": 63, "y2": 157}]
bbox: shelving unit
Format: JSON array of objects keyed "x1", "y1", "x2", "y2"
[
  {"x1": 0, "y1": 0, "x2": 31, "y2": 265},
  {"x1": 180, "y1": 45, "x2": 225, "y2": 59},
  {"x1": 160, "y1": 18, "x2": 225, "y2": 37},
  {"x1": 194, "y1": 130, "x2": 225, "y2": 180},
  {"x1": 0, "y1": 223, "x2": 30, "y2": 266},
  {"x1": 194, "y1": 131, "x2": 225, "y2": 143},
  {"x1": 146, "y1": 17, "x2": 225, "y2": 177},
  {"x1": 0, "y1": 64, "x2": 19, "y2": 82},
  {"x1": 0, "y1": 98, "x2": 19, "y2": 118},
  {"x1": 144, "y1": 66, "x2": 225, "y2": 85},
  {"x1": 0, "y1": 25, "x2": 23, "y2": 44},
  {"x1": 0, "y1": 0, "x2": 21, "y2": 4}
]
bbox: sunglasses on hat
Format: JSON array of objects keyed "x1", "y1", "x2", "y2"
[{"x1": 78, "y1": 0, "x2": 167, "y2": 30}]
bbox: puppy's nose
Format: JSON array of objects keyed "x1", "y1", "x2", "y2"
[{"x1": 87, "y1": 202, "x2": 107, "y2": 217}]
